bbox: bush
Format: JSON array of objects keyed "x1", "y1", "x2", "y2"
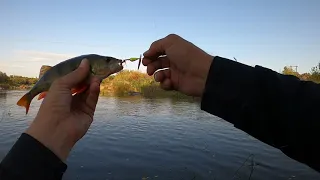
[
  {"x1": 0, "y1": 71, "x2": 38, "y2": 90},
  {"x1": 100, "y1": 70, "x2": 192, "y2": 99},
  {"x1": 282, "y1": 64, "x2": 320, "y2": 83}
]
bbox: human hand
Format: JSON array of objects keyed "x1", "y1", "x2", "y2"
[
  {"x1": 142, "y1": 34, "x2": 214, "y2": 97},
  {"x1": 25, "y1": 59, "x2": 101, "y2": 161}
]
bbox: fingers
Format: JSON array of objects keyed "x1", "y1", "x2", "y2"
[
  {"x1": 146, "y1": 56, "x2": 170, "y2": 75},
  {"x1": 55, "y1": 59, "x2": 90, "y2": 89},
  {"x1": 143, "y1": 34, "x2": 179, "y2": 65},
  {"x1": 85, "y1": 77, "x2": 100, "y2": 113},
  {"x1": 72, "y1": 76, "x2": 100, "y2": 117},
  {"x1": 143, "y1": 37, "x2": 167, "y2": 57},
  {"x1": 154, "y1": 69, "x2": 170, "y2": 82},
  {"x1": 160, "y1": 78, "x2": 173, "y2": 90},
  {"x1": 154, "y1": 69, "x2": 173, "y2": 90}
]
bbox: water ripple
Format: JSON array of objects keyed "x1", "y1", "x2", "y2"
[{"x1": 0, "y1": 92, "x2": 319, "y2": 180}]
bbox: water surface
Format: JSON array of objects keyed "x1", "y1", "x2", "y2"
[{"x1": 0, "y1": 91, "x2": 319, "y2": 180}]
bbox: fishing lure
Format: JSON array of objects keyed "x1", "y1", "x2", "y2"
[{"x1": 122, "y1": 55, "x2": 142, "y2": 70}]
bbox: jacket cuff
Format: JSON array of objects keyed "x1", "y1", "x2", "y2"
[{"x1": 0, "y1": 133, "x2": 67, "y2": 179}]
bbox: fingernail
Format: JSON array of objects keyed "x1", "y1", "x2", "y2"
[
  {"x1": 154, "y1": 73, "x2": 158, "y2": 82},
  {"x1": 143, "y1": 50, "x2": 149, "y2": 56}
]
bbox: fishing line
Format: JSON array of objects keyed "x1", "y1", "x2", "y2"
[{"x1": 232, "y1": 153, "x2": 259, "y2": 179}]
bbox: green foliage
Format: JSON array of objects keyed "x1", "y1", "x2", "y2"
[
  {"x1": 0, "y1": 71, "x2": 38, "y2": 90},
  {"x1": 282, "y1": 66, "x2": 300, "y2": 77},
  {"x1": 140, "y1": 82, "x2": 191, "y2": 99},
  {"x1": 309, "y1": 63, "x2": 320, "y2": 83},
  {"x1": 282, "y1": 62, "x2": 320, "y2": 83},
  {"x1": 100, "y1": 70, "x2": 193, "y2": 99},
  {"x1": 0, "y1": 71, "x2": 10, "y2": 83}
]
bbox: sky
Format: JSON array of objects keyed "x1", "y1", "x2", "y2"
[{"x1": 0, "y1": 0, "x2": 319, "y2": 77}]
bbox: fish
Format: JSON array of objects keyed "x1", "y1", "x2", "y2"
[{"x1": 17, "y1": 54, "x2": 124, "y2": 114}]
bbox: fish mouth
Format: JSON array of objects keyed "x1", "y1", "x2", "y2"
[
  {"x1": 109, "y1": 60, "x2": 124, "y2": 75},
  {"x1": 120, "y1": 60, "x2": 125, "y2": 66},
  {"x1": 118, "y1": 64, "x2": 124, "y2": 71},
  {"x1": 118, "y1": 61, "x2": 124, "y2": 70},
  {"x1": 110, "y1": 60, "x2": 124, "y2": 74},
  {"x1": 94, "y1": 60, "x2": 124, "y2": 80}
]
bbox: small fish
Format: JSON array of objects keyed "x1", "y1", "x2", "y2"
[{"x1": 17, "y1": 54, "x2": 124, "y2": 114}]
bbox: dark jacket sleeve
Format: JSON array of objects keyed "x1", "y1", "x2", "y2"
[
  {"x1": 201, "y1": 56, "x2": 320, "y2": 172},
  {"x1": 0, "y1": 133, "x2": 67, "y2": 180}
]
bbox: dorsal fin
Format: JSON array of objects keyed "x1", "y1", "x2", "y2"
[{"x1": 39, "y1": 65, "x2": 52, "y2": 79}]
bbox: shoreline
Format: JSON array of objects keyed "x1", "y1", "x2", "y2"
[
  {"x1": 1, "y1": 70, "x2": 199, "y2": 101},
  {"x1": 0, "y1": 89, "x2": 200, "y2": 102}
]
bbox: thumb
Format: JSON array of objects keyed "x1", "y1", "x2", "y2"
[{"x1": 55, "y1": 58, "x2": 90, "y2": 89}]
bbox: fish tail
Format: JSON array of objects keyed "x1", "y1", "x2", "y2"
[{"x1": 17, "y1": 93, "x2": 32, "y2": 114}]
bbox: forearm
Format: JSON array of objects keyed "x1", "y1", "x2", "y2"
[
  {"x1": 0, "y1": 133, "x2": 67, "y2": 180},
  {"x1": 201, "y1": 56, "x2": 320, "y2": 172}
]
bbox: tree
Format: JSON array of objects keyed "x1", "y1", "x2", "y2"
[
  {"x1": 282, "y1": 66, "x2": 300, "y2": 77},
  {"x1": 300, "y1": 73, "x2": 311, "y2": 81},
  {"x1": 309, "y1": 62, "x2": 320, "y2": 83},
  {"x1": 0, "y1": 71, "x2": 9, "y2": 83}
]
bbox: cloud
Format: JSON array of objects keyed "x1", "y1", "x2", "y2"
[
  {"x1": 1, "y1": 49, "x2": 148, "y2": 77},
  {"x1": 0, "y1": 63, "x2": 25, "y2": 68},
  {"x1": 12, "y1": 50, "x2": 75, "y2": 64},
  {"x1": 0, "y1": 50, "x2": 76, "y2": 77}
]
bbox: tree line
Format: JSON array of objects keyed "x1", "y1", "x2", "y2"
[
  {"x1": 0, "y1": 71, "x2": 38, "y2": 90},
  {"x1": 1, "y1": 61, "x2": 320, "y2": 91},
  {"x1": 282, "y1": 62, "x2": 320, "y2": 83}
]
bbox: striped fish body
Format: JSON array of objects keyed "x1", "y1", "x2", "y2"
[{"x1": 17, "y1": 54, "x2": 123, "y2": 114}]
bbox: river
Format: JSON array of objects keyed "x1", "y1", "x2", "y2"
[{"x1": 0, "y1": 90, "x2": 319, "y2": 180}]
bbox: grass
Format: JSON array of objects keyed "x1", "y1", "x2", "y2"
[{"x1": 100, "y1": 70, "x2": 196, "y2": 100}]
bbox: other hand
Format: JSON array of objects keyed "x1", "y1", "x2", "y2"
[
  {"x1": 143, "y1": 34, "x2": 214, "y2": 97},
  {"x1": 25, "y1": 59, "x2": 101, "y2": 161}
]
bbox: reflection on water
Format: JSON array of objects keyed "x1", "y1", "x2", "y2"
[
  {"x1": 0, "y1": 91, "x2": 8, "y2": 123},
  {"x1": 0, "y1": 91, "x2": 319, "y2": 180},
  {"x1": 0, "y1": 91, "x2": 7, "y2": 99}
]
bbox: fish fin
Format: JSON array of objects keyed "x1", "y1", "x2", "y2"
[
  {"x1": 37, "y1": 91, "x2": 47, "y2": 100},
  {"x1": 37, "y1": 85, "x2": 88, "y2": 100},
  {"x1": 39, "y1": 65, "x2": 52, "y2": 79},
  {"x1": 17, "y1": 93, "x2": 32, "y2": 114},
  {"x1": 71, "y1": 85, "x2": 88, "y2": 95}
]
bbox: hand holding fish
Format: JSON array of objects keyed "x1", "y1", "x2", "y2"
[
  {"x1": 25, "y1": 59, "x2": 101, "y2": 161},
  {"x1": 142, "y1": 34, "x2": 214, "y2": 97}
]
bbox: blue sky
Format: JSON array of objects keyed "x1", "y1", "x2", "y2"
[{"x1": 0, "y1": 0, "x2": 319, "y2": 77}]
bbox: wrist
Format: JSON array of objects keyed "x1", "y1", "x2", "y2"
[
  {"x1": 25, "y1": 121, "x2": 73, "y2": 162},
  {"x1": 197, "y1": 53, "x2": 214, "y2": 96}
]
